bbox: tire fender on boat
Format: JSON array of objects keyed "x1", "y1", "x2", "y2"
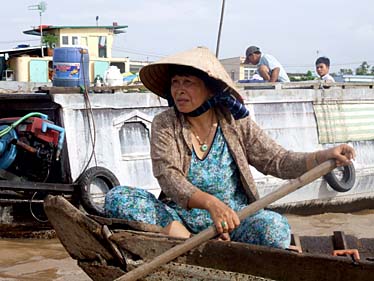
[
  {"x1": 323, "y1": 163, "x2": 356, "y2": 192},
  {"x1": 77, "y1": 166, "x2": 120, "y2": 216}
]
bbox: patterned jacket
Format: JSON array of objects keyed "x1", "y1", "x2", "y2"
[{"x1": 151, "y1": 106, "x2": 311, "y2": 209}]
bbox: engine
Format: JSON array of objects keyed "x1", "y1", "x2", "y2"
[{"x1": 0, "y1": 113, "x2": 65, "y2": 182}]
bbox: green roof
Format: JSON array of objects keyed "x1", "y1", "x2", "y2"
[{"x1": 23, "y1": 25, "x2": 128, "y2": 36}]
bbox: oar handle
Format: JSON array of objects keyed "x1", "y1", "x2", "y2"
[
  {"x1": 115, "y1": 160, "x2": 336, "y2": 281},
  {"x1": 237, "y1": 159, "x2": 336, "y2": 220}
]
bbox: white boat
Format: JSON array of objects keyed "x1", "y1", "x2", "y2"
[
  {"x1": 1, "y1": 81, "x2": 374, "y2": 223},
  {"x1": 52, "y1": 81, "x2": 374, "y2": 214}
]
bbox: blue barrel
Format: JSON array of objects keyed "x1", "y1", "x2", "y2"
[{"x1": 52, "y1": 47, "x2": 90, "y2": 87}]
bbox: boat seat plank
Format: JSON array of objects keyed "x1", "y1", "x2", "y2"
[
  {"x1": 88, "y1": 214, "x2": 163, "y2": 233},
  {"x1": 111, "y1": 231, "x2": 186, "y2": 260}
]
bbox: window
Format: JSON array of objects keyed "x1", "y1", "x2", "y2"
[
  {"x1": 244, "y1": 69, "x2": 250, "y2": 80},
  {"x1": 230, "y1": 70, "x2": 235, "y2": 81},
  {"x1": 113, "y1": 111, "x2": 158, "y2": 191},
  {"x1": 130, "y1": 64, "x2": 143, "y2": 73},
  {"x1": 111, "y1": 62, "x2": 125, "y2": 73},
  {"x1": 244, "y1": 67, "x2": 256, "y2": 80},
  {"x1": 72, "y1": 36, "x2": 79, "y2": 45},
  {"x1": 98, "y1": 36, "x2": 107, "y2": 58},
  {"x1": 113, "y1": 111, "x2": 153, "y2": 160},
  {"x1": 81, "y1": 36, "x2": 88, "y2": 47},
  {"x1": 119, "y1": 122, "x2": 150, "y2": 157},
  {"x1": 62, "y1": 36, "x2": 69, "y2": 45}
]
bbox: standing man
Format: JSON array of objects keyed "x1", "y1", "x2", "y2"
[
  {"x1": 244, "y1": 46, "x2": 290, "y2": 82},
  {"x1": 315, "y1": 57, "x2": 335, "y2": 82}
]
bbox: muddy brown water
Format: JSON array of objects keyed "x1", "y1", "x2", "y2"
[{"x1": 1, "y1": 210, "x2": 374, "y2": 281}]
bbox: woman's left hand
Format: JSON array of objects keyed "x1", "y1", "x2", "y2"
[{"x1": 320, "y1": 144, "x2": 355, "y2": 167}]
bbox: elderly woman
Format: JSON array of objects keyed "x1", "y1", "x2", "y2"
[{"x1": 104, "y1": 47, "x2": 355, "y2": 248}]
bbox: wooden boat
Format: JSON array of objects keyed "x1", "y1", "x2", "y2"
[{"x1": 44, "y1": 195, "x2": 374, "y2": 281}]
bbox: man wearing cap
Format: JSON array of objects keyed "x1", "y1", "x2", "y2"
[{"x1": 244, "y1": 46, "x2": 290, "y2": 82}]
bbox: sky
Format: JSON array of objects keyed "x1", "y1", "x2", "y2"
[{"x1": 1, "y1": 0, "x2": 374, "y2": 74}]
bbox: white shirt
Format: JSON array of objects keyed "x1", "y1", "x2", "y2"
[
  {"x1": 258, "y1": 54, "x2": 290, "y2": 82},
  {"x1": 321, "y1": 73, "x2": 335, "y2": 82}
]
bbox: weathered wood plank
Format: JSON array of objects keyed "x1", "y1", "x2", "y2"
[
  {"x1": 112, "y1": 231, "x2": 374, "y2": 281},
  {"x1": 89, "y1": 215, "x2": 163, "y2": 233},
  {"x1": 333, "y1": 231, "x2": 348, "y2": 250},
  {"x1": 44, "y1": 195, "x2": 116, "y2": 262},
  {"x1": 45, "y1": 195, "x2": 374, "y2": 281},
  {"x1": 79, "y1": 261, "x2": 126, "y2": 281}
]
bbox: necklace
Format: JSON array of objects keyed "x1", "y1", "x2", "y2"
[
  {"x1": 192, "y1": 127, "x2": 213, "y2": 152},
  {"x1": 190, "y1": 113, "x2": 215, "y2": 152}
]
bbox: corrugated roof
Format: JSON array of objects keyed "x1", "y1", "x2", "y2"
[{"x1": 24, "y1": 25, "x2": 128, "y2": 36}]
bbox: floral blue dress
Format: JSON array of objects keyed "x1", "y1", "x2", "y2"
[{"x1": 105, "y1": 126, "x2": 291, "y2": 249}]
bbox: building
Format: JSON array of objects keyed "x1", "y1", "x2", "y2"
[
  {"x1": 0, "y1": 24, "x2": 149, "y2": 83},
  {"x1": 334, "y1": 74, "x2": 374, "y2": 83},
  {"x1": 219, "y1": 56, "x2": 257, "y2": 81},
  {"x1": 23, "y1": 24, "x2": 128, "y2": 59}
]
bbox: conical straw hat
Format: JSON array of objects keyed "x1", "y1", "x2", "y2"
[{"x1": 139, "y1": 46, "x2": 243, "y2": 103}]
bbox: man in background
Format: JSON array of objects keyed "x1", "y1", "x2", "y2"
[
  {"x1": 244, "y1": 46, "x2": 290, "y2": 82},
  {"x1": 315, "y1": 57, "x2": 335, "y2": 82}
]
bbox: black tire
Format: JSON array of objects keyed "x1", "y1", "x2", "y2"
[
  {"x1": 323, "y1": 163, "x2": 356, "y2": 193},
  {"x1": 78, "y1": 166, "x2": 120, "y2": 216}
]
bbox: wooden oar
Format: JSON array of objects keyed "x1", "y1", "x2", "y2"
[{"x1": 115, "y1": 160, "x2": 336, "y2": 281}]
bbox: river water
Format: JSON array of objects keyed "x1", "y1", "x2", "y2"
[{"x1": 1, "y1": 210, "x2": 374, "y2": 281}]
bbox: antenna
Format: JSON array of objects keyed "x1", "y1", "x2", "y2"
[
  {"x1": 28, "y1": 1, "x2": 47, "y2": 57},
  {"x1": 215, "y1": 0, "x2": 226, "y2": 58}
]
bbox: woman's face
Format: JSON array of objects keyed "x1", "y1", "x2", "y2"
[{"x1": 170, "y1": 75, "x2": 212, "y2": 113}]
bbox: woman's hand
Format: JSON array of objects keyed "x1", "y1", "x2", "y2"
[
  {"x1": 318, "y1": 144, "x2": 355, "y2": 167},
  {"x1": 206, "y1": 196, "x2": 240, "y2": 234},
  {"x1": 188, "y1": 190, "x2": 240, "y2": 235}
]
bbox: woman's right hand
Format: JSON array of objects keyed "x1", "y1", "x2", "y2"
[
  {"x1": 188, "y1": 190, "x2": 240, "y2": 234},
  {"x1": 206, "y1": 196, "x2": 240, "y2": 234}
]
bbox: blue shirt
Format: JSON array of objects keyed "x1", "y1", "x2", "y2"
[{"x1": 170, "y1": 126, "x2": 248, "y2": 233}]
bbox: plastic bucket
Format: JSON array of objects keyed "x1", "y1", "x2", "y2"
[
  {"x1": 52, "y1": 47, "x2": 90, "y2": 87},
  {"x1": 104, "y1": 66, "x2": 123, "y2": 86}
]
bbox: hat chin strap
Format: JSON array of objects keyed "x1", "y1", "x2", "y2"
[{"x1": 185, "y1": 87, "x2": 250, "y2": 120}]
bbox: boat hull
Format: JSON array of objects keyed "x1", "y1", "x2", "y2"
[{"x1": 44, "y1": 195, "x2": 374, "y2": 281}]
